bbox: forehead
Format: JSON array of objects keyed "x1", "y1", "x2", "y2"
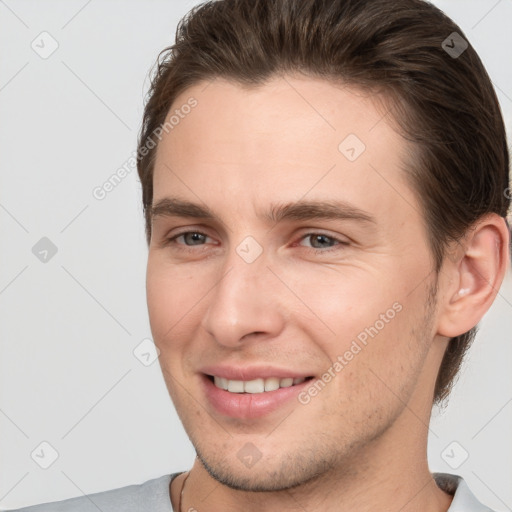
[
  {"x1": 151, "y1": 75, "x2": 417, "y2": 223},
  {"x1": 158, "y1": 75, "x2": 399, "y2": 159}
]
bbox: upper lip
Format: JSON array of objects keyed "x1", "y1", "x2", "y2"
[{"x1": 200, "y1": 364, "x2": 313, "y2": 381}]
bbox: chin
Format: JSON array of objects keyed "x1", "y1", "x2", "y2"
[{"x1": 194, "y1": 443, "x2": 336, "y2": 493}]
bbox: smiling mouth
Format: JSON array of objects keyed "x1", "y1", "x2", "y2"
[{"x1": 206, "y1": 374, "x2": 315, "y2": 393}]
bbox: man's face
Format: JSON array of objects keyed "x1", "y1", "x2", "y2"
[{"x1": 146, "y1": 76, "x2": 443, "y2": 491}]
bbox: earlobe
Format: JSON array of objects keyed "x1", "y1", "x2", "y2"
[{"x1": 437, "y1": 214, "x2": 509, "y2": 338}]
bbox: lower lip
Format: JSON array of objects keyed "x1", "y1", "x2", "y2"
[{"x1": 201, "y1": 374, "x2": 313, "y2": 419}]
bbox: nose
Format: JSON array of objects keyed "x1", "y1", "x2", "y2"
[{"x1": 200, "y1": 247, "x2": 285, "y2": 348}]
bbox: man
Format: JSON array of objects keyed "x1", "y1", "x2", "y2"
[{"x1": 10, "y1": 0, "x2": 510, "y2": 510}]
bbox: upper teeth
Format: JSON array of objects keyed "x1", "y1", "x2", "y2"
[{"x1": 213, "y1": 376, "x2": 307, "y2": 393}]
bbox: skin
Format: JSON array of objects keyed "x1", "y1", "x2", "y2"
[{"x1": 145, "y1": 75, "x2": 509, "y2": 511}]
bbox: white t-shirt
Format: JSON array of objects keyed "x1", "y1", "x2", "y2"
[{"x1": 3, "y1": 472, "x2": 496, "y2": 511}]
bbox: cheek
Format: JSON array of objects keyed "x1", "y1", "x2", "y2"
[
  {"x1": 288, "y1": 267, "x2": 401, "y2": 343},
  {"x1": 289, "y1": 267, "x2": 422, "y2": 386},
  {"x1": 146, "y1": 259, "x2": 201, "y2": 346}
]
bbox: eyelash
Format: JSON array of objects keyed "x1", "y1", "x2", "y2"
[{"x1": 164, "y1": 230, "x2": 349, "y2": 254}]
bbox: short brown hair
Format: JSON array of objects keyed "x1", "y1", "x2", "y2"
[{"x1": 137, "y1": 0, "x2": 510, "y2": 404}]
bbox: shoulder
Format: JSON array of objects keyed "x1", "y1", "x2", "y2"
[
  {"x1": 4, "y1": 473, "x2": 182, "y2": 512},
  {"x1": 434, "y1": 473, "x2": 497, "y2": 512}
]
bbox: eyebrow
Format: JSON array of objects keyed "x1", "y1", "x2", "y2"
[{"x1": 150, "y1": 196, "x2": 376, "y2": 225}]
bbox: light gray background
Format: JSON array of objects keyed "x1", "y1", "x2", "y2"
[{"x1": 0, "y1": 0, "x2": 511, "y2": 509}]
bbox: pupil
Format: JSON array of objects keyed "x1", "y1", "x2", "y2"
[
  {"x1": 186, "y1": 233, "x2": 204, "y2": 245},
  {"x1": 312, "y1": 234, "x2": 330, "y2": 248}
]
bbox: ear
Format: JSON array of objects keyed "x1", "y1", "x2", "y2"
[{"x1": 436, "y1": 214, "x2": 510, "y2": 338}]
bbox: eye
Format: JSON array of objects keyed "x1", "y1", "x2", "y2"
[
  {"x1": 166, "y1": 230, "x2": 213, "y2": 247},
  {"x1": 297, "y1": 232, "x2": 349, "y2": 252},
  {"x1": 164, "y1": 230, "x2": 349, "y2": 254}
]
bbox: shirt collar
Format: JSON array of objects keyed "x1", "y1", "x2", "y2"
[{"x1": 434, "y1": 473, "x2": 494, "y2": 512}]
